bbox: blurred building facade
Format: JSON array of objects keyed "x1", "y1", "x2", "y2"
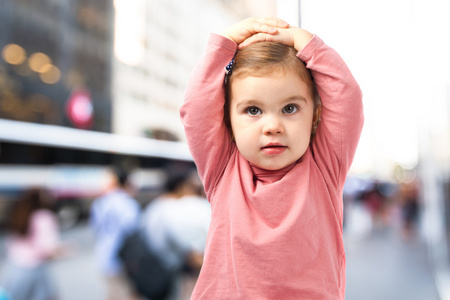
[{"x1": 0, "y1": 0, "x2": 114, "y2": 132}]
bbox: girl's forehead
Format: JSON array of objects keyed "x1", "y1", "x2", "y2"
[
  {"x1": 231, "y1": 70, "x2": 311, "y2": 92},
  {"x1": 232, "y1": 67, "x2": 310, "y2": 84},
  {"x1": 230, "y1": 72, "x2": 312, "y2": 103}
]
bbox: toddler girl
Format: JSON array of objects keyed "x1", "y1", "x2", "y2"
[{"x1": 180, "y1": 17, "x2": 364, "y2": 299}]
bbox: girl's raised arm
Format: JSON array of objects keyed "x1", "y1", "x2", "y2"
[
  {"x1": 299, "y1": 35, "x2": 364, "y2": 189},
  {"x1": 180, "y1": 34, "x2": 236, "y2": 196}
]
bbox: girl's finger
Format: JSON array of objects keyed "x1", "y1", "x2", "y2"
[
  {"x1": 238, "y1": 33, "x2": 275, "y2": 49},
  {"x1": 222, "y1": 17, "x2": 290, "y2": 45},
  {"x1": 250, "y1": 23, "x2": 278, "y2": 35},
  {"x1": 253, "y1": 17, "x2": 290, "y2": 28}
]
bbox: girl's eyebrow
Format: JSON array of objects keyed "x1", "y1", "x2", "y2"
[
  {"x1": 234, "y1": 95, "x2": 308, "y2": 110},
  {"x1": 282, "y1": 95, "x2": 307, "y2": 103},
  {"x1": 234, "y1": 99, "x2": 261, "y2": 110}
]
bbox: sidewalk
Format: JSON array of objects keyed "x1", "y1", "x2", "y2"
[{"x1": 345, "y1": 226, "x2": 440, "y2": 300}]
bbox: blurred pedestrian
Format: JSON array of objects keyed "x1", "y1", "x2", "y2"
[
  {"x1": 399, "y1": 178, "x2": 420, "y2": 240},
  {"x1": 90, "y1": 167, "x2": 141, "y2": 300},
  {"x1": 140, "y1": 167, "x2": 210, "y2": 300},
  {"x1": 361, "y1": 181, "x2": 389, "y2": 228},
  {"x1": 0, "y1": 188, "x2": 72, "y2": 300}
]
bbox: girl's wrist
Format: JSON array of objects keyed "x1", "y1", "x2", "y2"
[
  {"x1": 292, "y1": 28, "x2": 313, "y2": 52},
  {"x1": 220, "y1": 31, "x2": 234, "y2": 43}
]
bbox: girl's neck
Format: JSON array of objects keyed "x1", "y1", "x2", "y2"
[{"x1": 249, "y1": 162, "x2": 296, "y2": 184}]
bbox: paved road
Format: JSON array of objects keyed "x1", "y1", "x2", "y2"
[
  {"x1": 345, "y1": 226, "x2": 440, "y2": 300},
  {"x1": 0, "y1": 221, "x2": 441, "y2": 300}
]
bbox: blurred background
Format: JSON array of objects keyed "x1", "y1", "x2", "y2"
[{"x1": 0, "y1": 0, "x2": 449, "y2": 299}]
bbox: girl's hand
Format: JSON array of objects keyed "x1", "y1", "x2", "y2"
[
  {"x1": 238, "y1": 26, "x2": 313, "y2": 53},
  {"x1": 221, "y1": 17, "x2": 289, "y2": 46}
]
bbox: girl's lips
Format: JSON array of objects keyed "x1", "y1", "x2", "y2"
[{"x1": 261, "y1": 145, "x2": 287, "y2": 155}]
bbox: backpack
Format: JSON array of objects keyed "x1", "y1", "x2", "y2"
[{"x1": 118, "y1": 229, "x2": 175, "y2": 299}]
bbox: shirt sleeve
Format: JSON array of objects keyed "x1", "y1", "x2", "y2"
[
  {"x1": 298, "y1": 35, "x2": 364, "y2": 190},
  {"x1": 180, "y1": 33, "x2": 237, "y2": 197}
]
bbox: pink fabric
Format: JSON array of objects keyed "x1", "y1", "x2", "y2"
[
  {"x1": 6, "y1": 209, "x2": 60, "y2": 268},
  {"x1": 181, "y1": 33, "x2": 364, "y2": 299}
]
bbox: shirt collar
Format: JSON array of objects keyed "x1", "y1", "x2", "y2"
[{"x1": 249, "y1": 162, "x2": 296, "y2": 184}]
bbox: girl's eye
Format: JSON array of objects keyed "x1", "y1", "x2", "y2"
[
  {"x1": 245, "y1": 106, "x2": 261, "y2": 115},
  {"x1": 283, "y1": 104, "x2": 299, "y2": 114}
]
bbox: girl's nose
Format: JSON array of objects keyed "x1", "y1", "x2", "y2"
[{"x1": 262, "y1": 115, "x2": 284, "y2": 135}]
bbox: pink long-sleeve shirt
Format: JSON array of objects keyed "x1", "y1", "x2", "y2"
[{"x1": 180, "y1": 33, "x2": 364, "y2": 300}]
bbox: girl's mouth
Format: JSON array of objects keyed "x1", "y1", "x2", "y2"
[{"x1": 261, "y1": 144, "x2": 287, "y2": 155}]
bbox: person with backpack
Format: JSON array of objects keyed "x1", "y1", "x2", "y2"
[
  {"x1": 138, "y1": 167, "x2": 211, "y2": 300},
  {"x1": 90, "y1": 167, "x2": 141, "y2": 300}
]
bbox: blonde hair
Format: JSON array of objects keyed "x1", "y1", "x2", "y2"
[{"x1": 224, "y1": 42, "x2": 321, "y2": 132}]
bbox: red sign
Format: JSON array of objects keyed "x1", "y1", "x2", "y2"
[{"x1": 66, "y1": 89, "x2": 93, "y2": 129}]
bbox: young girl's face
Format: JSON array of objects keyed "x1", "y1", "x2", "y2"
[{"x1": 229, "y1": 70, "x2": 315, "y2": 171}]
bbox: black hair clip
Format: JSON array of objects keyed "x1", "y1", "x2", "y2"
[{"x1": 224, "y1": 55, "x2": 235, "y2": 85}]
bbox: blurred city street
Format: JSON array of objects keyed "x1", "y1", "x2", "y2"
[
  {"x1": 1, "y1": 0, "x2": 450, "y2": 299},
  {"x1": 0, "y1": 220, "x2": 441, "y2": 300}
]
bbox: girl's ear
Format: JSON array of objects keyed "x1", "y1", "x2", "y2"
[
  {"x1": 313, "y1": 104, "x2": 321, "y2": 124},
  {"x1": 311, "y1": 105, "x2": 322, "y2": 136}
]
